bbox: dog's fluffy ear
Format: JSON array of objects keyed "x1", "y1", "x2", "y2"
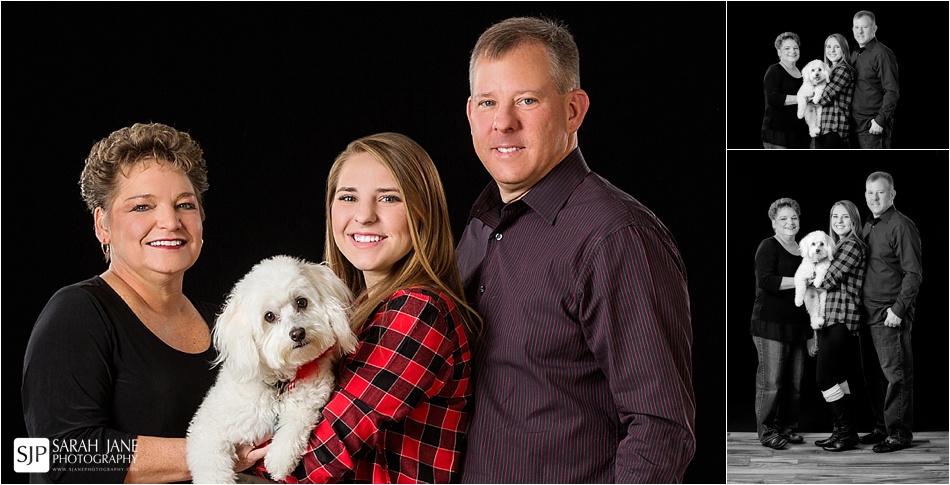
[
  {"x1": 799, "y1": 235, "x2": 809, "y2": 257},
  {"x1": 211, "y1": 274, "x2": 263, "y2": 380},
  {"x1": 305, "y1": 262, "x2": 358, "y2": 355}
]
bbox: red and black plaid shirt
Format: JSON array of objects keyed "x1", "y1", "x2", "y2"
[
  {"x1": 818, "y1": 237, "x2": 866, "y2": 334},
  {"x1": 281, "y1": 286, "x2": 472, "y2": 483}
]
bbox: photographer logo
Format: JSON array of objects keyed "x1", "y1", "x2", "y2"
[{"x1": 14, "y1": 438, "x2": 50, "y2": 473}]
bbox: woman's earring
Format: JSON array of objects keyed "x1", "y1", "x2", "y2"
[{"x1": 101, "y1": 243, "x2": 110, "y2": 255}]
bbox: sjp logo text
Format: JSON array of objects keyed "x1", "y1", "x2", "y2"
[{"x1": 14, "y1": 438, "x2": 50, "y2": 473}]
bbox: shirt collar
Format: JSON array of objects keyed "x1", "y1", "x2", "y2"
[
  {"x1": 468, "y1": 147, "x2": 589, "y2": 225},
  {"x1": 870, "y1": 204, "x2": 896, "y2": 225},
  {"x1": 857, "y1": 37, "x2": 879, "y2": 53}
]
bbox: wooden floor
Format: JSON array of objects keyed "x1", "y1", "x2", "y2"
[{"x1": 727, "y1": 431, "x2": 949, "y2": 484}]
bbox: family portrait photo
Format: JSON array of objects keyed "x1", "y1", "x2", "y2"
[
  {"x1": 5, "y1": 2, "x2": 726, "y2": 483},
  {"x1": 727, "y1": 1, "x2": 949, "y2": 149},
  {"x1": 726, "y1": 152, "x2": 948, "y2": 483}
]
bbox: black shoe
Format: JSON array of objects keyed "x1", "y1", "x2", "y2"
[
  {"x1": 814, "y1": 418, "x2": 840, "y2": 446},
  {"x1": 821, "y1": 397, "x2": 858, "y2": 452},
  {"x1": 860, "y1": 429, "x2": 888, "y2": 444},
  {"x1": 873, "y1": 440, "x2": 908, "y2": 453},
  {"x1": 822, "y1": 432, "x2": 858, "y2": 452},
  {"x1": 814, "y1": 429, "x2": 838, "y2": 447},
  {"x1": 761, "y1": 434, "x2": 788, "y2": 450},
  {"x1": 782, "y1": 431, "x2": 804, "y2": 444}
]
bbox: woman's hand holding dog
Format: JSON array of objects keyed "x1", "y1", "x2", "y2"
[{"x1": 234, "y1": 435, "x2": 272, "y2": 473}]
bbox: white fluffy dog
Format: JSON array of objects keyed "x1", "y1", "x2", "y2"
[
  {"x1": 794, "y1": 231, "x2": 836, "y2": 329},
  {"x1": 187, "y1": 255, "x2": 356, "y2": 483},
  {"x1": 797, "y1": 59, "x2": 831, "y2": 138}
]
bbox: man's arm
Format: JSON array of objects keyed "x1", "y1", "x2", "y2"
[
  {"x1": 875, "y1": 47, "x2": 900, "y2": 128},
  {"x1": 579, "y1": 224, "x2": 696, "y2": 483},
  {"x1": 891, "y1": 219, "x2": 922, "y2": 318}
]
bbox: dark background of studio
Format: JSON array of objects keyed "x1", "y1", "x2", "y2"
[
  {"x1": 726, "y1": 151, "x2": 949, "y2": 437},
  {"x1": 726, "y1": 1, "x2": 950, "y2": 149},
  {"x1": 3, "y1": 2, "x2": 726, "y2": 483}
]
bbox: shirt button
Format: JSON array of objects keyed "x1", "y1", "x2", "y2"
[
  {"x1": 479, "y1": 285, "x2": 486, "y2": 294},
  {"x1": 494, "y1": 233, "x2": 503, "y2": 241}
]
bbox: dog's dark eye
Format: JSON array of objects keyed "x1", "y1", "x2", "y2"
[
  {"x1": 296, "y1": 297, "x2": 308, "y2": 309},
  {"x1": 264, "y1": 311, "x2": 276, "y2": 323}
]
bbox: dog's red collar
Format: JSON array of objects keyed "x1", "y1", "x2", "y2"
[{"x1": 282, "y1": 345, "x2": 336, "y2": 393}]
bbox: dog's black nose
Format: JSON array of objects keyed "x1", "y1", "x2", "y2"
[{"x1": 290, "y1": 327, "x2": 306, "y2": 342}]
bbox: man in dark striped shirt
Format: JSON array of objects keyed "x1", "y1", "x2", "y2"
[
  {"x1": 858, "y1": 171, "x2": 921, "y2": 453},
  {"x1": 849, "y1": 10, "x2": 899, "y2": 149},
  {"x1": 457, "y1": 16, "x2": 696, "y2": 483}
]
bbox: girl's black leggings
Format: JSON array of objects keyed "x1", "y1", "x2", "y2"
[{"x1": 815, "y1": 323, "x2": 854, "y2": 392}]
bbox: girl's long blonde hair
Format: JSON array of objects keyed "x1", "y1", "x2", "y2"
[
  {"x1": 324, "y1": 132, "x2": 481, "y2": 340},
  {"x1": 828, "y1": 200, "x2": 868, "y2": 251}
]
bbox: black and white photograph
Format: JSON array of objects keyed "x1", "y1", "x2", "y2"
[
  {"x1": 727, "y1": 1, "x2": 949, "y2": 149},
  {"x1": 726, "y1": 152, "x2": 949, "y2": 483}
]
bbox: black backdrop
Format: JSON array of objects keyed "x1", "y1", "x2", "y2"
[
  {"x1": 3, "y1": 2, "x2": 726, "y2": 483},
  {"x1": 726, "y1": 151, "x2": 949, "y2": 436},
  {"x1": 727, "y1": 1, "x2": 950, "y2": 149}
]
